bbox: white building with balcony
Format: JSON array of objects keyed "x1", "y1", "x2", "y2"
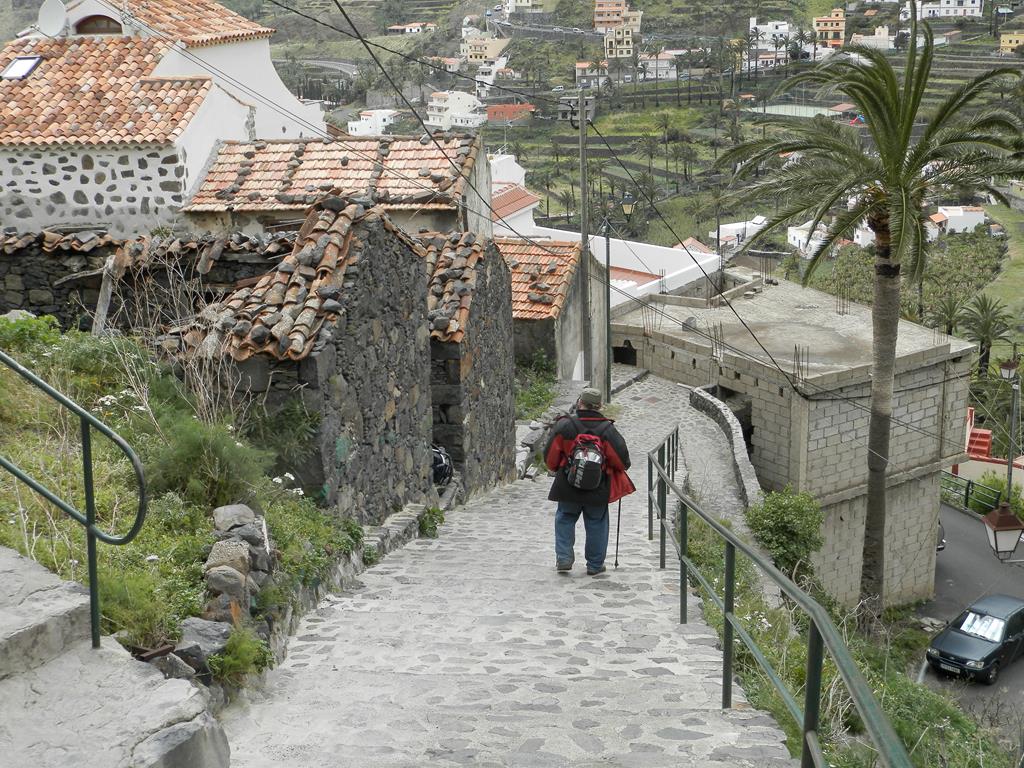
[
  {"x1": 425, "y1": 90, "x2": 487, "y2": 130},
  {"x1": 346, "y1": 109, "x2": 399, "y2": 136}
]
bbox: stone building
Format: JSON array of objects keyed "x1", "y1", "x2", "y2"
[
  {"x1": 178, "y1": 197, "x2": 435, "y2": 523},
  {"x1": 495, "y1": 237, "x2": 607, "y2": 384},
  {"x1": 612, "y1": 267, "x2": 973, "y2": 607},
  {"x1": 421, "y1": 232, "x2": 516, "y2": 493},
  {"x1": 0, "y1": 0, "x2": 324, "y2": 234},
  {"x1": 183, "y1": 135, "x2": 493, "y2": 239}
]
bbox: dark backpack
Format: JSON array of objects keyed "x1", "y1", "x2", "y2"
[
  {"x1": 431, "y1": 444, "x2": 453, "y2": 486},
  {"x1": 564, "y1": 418, "x2": 611, "y2": 491}
]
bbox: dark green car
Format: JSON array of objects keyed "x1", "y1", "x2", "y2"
[{"x1": 927, "y1": 594, "x2": 1024, "y2": 685}]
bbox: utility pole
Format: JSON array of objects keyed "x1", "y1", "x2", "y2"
[
  {"x1": 578, "y1": 90, "x2": 592, "y2": 384},
  {"x1": 1008, "y1": 343, "x2": 1019, "y2": 498}
]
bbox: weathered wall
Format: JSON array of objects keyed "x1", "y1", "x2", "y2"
[
  {"x1": 613, "y1": 322, "x2": 973, "y2": 606},
  {"x1": 235, "y1": 219, "x2": 433, "y2": 525},
  {"x1": 512, "y1": 317, "x2": 556, "y2": 365},
  {"x1": 0, "y1": 145, "x2": 185, "y2": 236},
  {"x1": 0, "y1": 242, "x2": 107, "y2": 328},
  {"x1": 557, "y1": 262, "x2": 584, "y2": 379},
  {"x1": 430, "y1": 243, "x2": 515, "y2": 493}
]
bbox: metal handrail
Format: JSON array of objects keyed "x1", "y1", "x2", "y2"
[
  {"x1": 0, "y1": 348, "x2": 148, "y2": 649},
  {"x1": 940, "y1": 470, "x2": 1000, "y2": 513},
  {"x1": 648, "y1": 425, "x2": 912, "y2": 768}
]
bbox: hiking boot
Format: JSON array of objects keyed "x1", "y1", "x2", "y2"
[
  {"x1": 556, "y1": 559, "x2": 574, "y2": 572},
  {"x1": 587, "y1": 566, "x2": 607, "y2": 576}
]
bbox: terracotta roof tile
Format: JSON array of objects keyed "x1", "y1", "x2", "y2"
[
  {"x1": 184, "y1": 135, "x2": 482, "y2": 213},
  {"x1": 494, "y1": 237, "x2": 580, "y2": 321},
  {"x1": 0, "y1": 36, "x2": 209, "y2": 147},
  {"x1": 609, "y1": 265, "x2": 658, "y2": 285},
  {"x1": 419, "y1": 231, "x2": 488, "y2": 343},
  {"x1": 77, "y1": 0, "x2": 275, "y2": 47},
  {"x1": 179, "y1": 198, "x2": 411, "y2": 362},
  {"x1": 491, "y1": 183, "x2": 540, "y2": 221}
]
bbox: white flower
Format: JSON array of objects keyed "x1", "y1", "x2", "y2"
[
  {"x1": 289, "y1": 488, "x2": 304, "y2": 496},
  {"x1": 272, "y1": 477, "x2": 283, "y2": 484},
  {"x1": 234, "y1": 441, "x2": 243, "y2": 448},
  {"x1": 283, "y1": 472, "x2": 295, "y2": 481},
  {"x1": 145, "y1": 554, "x2": 159, "y2": 562},
  {"x1": 133, "y1": 405, "x2": 146, "y2": 412},
  {"x1": 226, "y1": 425, "x2": 235, "y2": 433}
]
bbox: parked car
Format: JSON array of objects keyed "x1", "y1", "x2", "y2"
[
  {"x1": 927, "y1": 594, "x2": 1024, "y2": 684},
  {"x1": 494, "y1": 3, "x2": 502, "y2": 8},
  {"x1": 571, "y1": 27, "x2": 582, "y2": 32},
  {"x1": 552, "y1": 26, "x2": 563, "y2": 32},
  {"x1": 551, "y1": 85, "x2": 565, "y2": 92}
]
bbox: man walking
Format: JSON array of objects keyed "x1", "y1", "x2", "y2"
[{"x1": 544, "y1": 387, "x2": 635, "y2": 575}]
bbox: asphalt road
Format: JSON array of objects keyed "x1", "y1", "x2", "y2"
[{"x1": 918, "y1": 503, "x2": 1024, "y2": 732}]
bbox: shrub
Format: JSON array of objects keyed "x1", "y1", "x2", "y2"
[
  {"x1": 746, "y1": 488, "x2": 824, "y2": 578},
  {"x1": 144, "y1": 413, "x2": 272, "y2": 507},
  {"x1": 968, "y1": 470, "x2": 1024, "y2": 520},
  {"x1": 207, "y1": 627, "x2": 274, "y2": 685},
  {"x1": 515, "y1": 350, "x2": 558, "y2": 420},
  {"x1": 0, "y1": 314, "x2": 61, "y2": 352},
  {"x1": 362, "y1": 545, "x2": 380, "y2": 566},
  {"x1": 419, "y1": 506, "x2": 445, "y2": 538},
  {"x1": 258, "y1": 480, "x2": 363, "y2": 587},
  {"x1": 241, "y1": 397, "x2": 321, "y2": 468}
]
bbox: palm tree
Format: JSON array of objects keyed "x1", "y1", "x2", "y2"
[
  {"x1": 557, "y1": 188, "x2": 575, "y2": 220},
  {"x1": 634, "y1": 133, "x2": 659, "y2": 174},
  {"x1": 928, "y1": 295, "x2": 966, "y2": 336},
  {"x1": 718, "y1": 20, "x2": 1024, "y2": 607},
  {"x1": 962, "y1": 295, "x2": 1014, "y2": 376}
]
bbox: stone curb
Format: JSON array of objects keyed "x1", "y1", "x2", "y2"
[
  {"x1": 689, "y1": 386, "x2": 763, "y2": 509},
  {"x1": 611, "y1": 367, "x2": 650, "y2": 396}
]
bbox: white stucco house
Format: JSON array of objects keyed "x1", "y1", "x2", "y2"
[
  {"x1": 0, "y1": 0, "x2": 325, "y2": 235},
  {"x1": 347, "y1": 109, "x2": 399, "y2": 136},
  {"x1": 787, "y1": 220, "x2": 829, "y2": 258},
  {"x1": 710, "y1": 216, "x2": 768, "y2": 249},
  {"x1": 906, "y1": 0, "x2": 983, "y2": 16},
  {"x1": 937, "y1": 205, "x2": 986, "y2": 233},
  {"x1": 424, "y1": 91, "x2": 487, "y2": 130}
]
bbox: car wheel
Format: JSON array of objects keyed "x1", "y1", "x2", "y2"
[{"x1": 985, "y1": 663, "x2": 1000, "y2": 685}]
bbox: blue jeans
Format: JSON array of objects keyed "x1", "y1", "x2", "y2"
[{"x1": 555, "y1": 502, "x2": 609, "y2": 570}]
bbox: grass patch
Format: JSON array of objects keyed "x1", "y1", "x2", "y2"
[
  {"x1": 983, "y1": 204, "x2": 1024, "y2": 346},
  {"x1": 515, "y1": 351, "x2": 558, "y2": 420},
  {"x1": 207, "y1": 626, "x2": 274, "y2": 685},
  {"x1": 682, "y1": 507, "x2": 1010, "y2": 767},
  {"x1": 419, "y1": 506, "x2": 445, "y2": 538}
]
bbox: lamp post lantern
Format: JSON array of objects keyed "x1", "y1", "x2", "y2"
[
  {"x1": 999, "y1": 352, "x2": 1019, "y2": 504},
  {"x1": 983, "y1": 502, "x2": 1024, "y2": 562},
  {"x1": 601, "y1": 193, "x2": 635, "y2": 404}
]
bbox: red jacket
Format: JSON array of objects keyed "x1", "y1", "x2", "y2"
[{"x1": 544, "y1": 412, "x2": 636, "y2": 505}]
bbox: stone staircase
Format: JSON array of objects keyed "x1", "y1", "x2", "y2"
[{"x1": 0, "y1": 547, "x2": 228, "y2": 768}]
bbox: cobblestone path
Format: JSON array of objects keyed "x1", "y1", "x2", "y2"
[{"x1": 222, "y1": 375, "x2": 796, "y2": 767}]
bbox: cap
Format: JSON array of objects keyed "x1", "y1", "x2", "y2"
[{"x1": 579, "y1": 387, "x2": 602, "y2": 409}]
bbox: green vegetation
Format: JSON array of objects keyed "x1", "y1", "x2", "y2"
[
  {"x1": 968, "y1": 470, "x2": 1024, "y2": 520},
  {"x1": 515, "y1": 351, "x2": 558, "y2": 420},
  {"x1": 207, "y1": 626, "x2": 275, "y2": 685},
  {"x1": 362, "y1": 544, "x2": 381, "y2": 566},
  {"x1": 684, "y1": 510, "x2": 1010, "y2": 767},
  {"x1": 745, "y1": 488, "x2": 823, "y2": 578},
  {"x1": 0, "y1": 317, "x2": 362, "y2": 649},
  {"x1": 419, "y1": 506, "x2": 445, "y2": 538}
]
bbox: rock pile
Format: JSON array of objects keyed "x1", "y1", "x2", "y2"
[{"x1": 202, "y1": 503, "x2": 274, "y2": 624}]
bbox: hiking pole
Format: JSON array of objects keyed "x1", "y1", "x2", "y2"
[{"x1": 614, "y1": 499, "x2": 622, "y2": 568}]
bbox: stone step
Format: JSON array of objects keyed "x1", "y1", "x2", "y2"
[
  {"x1": 0, "y1": 636, "x2": 229, "y2": 768},
  {"x1": 0, "y1": 546, "x2": 90, "y2": 679}
]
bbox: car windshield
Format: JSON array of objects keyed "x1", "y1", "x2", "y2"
[{"x1": 955, "y1": 611, "x2": 1005, "y2": 643}]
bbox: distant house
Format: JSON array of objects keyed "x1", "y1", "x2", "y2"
[
  {"x1": 638, "y1": 51, "x2": 677, "y2": 79},
  {"x1": 460, "y1": 36, "x2": 511, "y2": 64},
  {"x1": 485, "y1": 103, "x2": 536, "y2": 125},
  {"x1": 346, "y1": 109, "x2": 399, "y2": 136},
  {"x1": 575, "y1": 60, "x2": 609, "y2": 88},
  {"x1": 184, "y1": 135, "x2": 493, "y2": 238},
  {"x1": 557, "y1": 95, "x2": 596, "y2": 122},
  {"x1": 814, "y1": 8, "x2": 846, "y2": 49},
  {"x1": 1000, "y1": 29, "x2": 1024, "y2": 53},
  {"x1": 428, "y1": 56, "x2": 463, "y2": 73},
  {"x1": 787, "y1": 219, "x2": 829, "y2": 258},
  {"x1": 425, "y1": 90, "x2": 487, "y2": 130},
  {"x1": 937, "y1": 205, "x2": 986, "y2": 234},
  {"x1": 0, "y1": 0, "x2": 325, "y2": 235},
  {"x1": 709, "y1": 215, "x2": 768, "y2": 248},
  {"x1": 749, "y1": 16, "x2": 791, "y2": 38},
  {"x1": 386, "y1": 22, "x2": 437, "y2": 35},
  {"x1": 850, "y1": 25, "x2": 894, "y2": 49},
  {"x1": 909, "y1": 0, "x2": 983, "y2": 17}
]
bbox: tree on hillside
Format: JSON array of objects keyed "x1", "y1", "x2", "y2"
[
  {"x1": 927, "y1": 295, "x2": 967, "y2": 336},
  {"x1": 962, "y1": 295, "x2": 1014, "y2": 376},
  {"x1": 634, "y1": 133, "x2": 660, "y2": 174},
  {"x1": 718, "y1": 18, "x2": 1024, "y2": 611}
]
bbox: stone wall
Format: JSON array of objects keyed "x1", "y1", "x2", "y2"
[
  {"x1": 236, "y1": 218, "x2": 434, "y2": 525},
  {"x1": 0, "y1": 241, "x2": 107, "y2": 329},
  {"x1": 431, "y1": 244, "x2": 516, "y2": 493},
  {"x1": 0, "y1": 146, "x2": 185, "y2": 236},
  {"x1": 512, "y1": 317, "x2": 557, "y2": 365}
]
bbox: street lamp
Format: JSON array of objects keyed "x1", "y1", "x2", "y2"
[
  {"x1": 983, "y1": 502, "x2": 1024, "y2": 562},
  {"x1": 601, "y1": 193, "x2": 635, "y2": 403},
  {"x1": 999, "y1": 354, "x2": 1019, "y2": 501}
]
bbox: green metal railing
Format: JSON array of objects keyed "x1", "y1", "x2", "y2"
[
  {"x1": 940, "y1": 470, "x2": 1000, "y2": 513},
  {"x1": 648, "y1": 425, "x2": 912, "y2": 768},
  {"x1": 0, "y1": 348, "x2": 147, "y2": 649}
]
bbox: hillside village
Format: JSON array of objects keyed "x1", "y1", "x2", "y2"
[{"x1": 2, "y1": 0, "x2": 1024, "y2": 764}]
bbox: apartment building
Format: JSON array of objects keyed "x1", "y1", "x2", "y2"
[{"x1": 814, "y1": 8, "x2": 846, "y2": 48}]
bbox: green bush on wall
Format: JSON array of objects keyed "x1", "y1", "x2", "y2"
[
  {"x1": 746, "y1": 488, "x2": 824, "y2": 579},
  {"x1": 968, "y1": 470, "x2": 1024, "y2": 520}
]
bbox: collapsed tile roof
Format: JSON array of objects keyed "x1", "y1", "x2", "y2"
[
  {"x1": 184, "y1": 134, "x2": 482, "y2": 213},
  {"x1": 494, "y1": 237, "x2": 580, "y2": 321},
  {"x1": 67, "y1": 0, "x2": 275, "y2": 47},
  {"x1": 491, "y1": 183, "x2": 540, "y2": 222},
  {"x1": 419, "y1": 231, "x2": 488, "y2": 344},
  {"x1": 178, "y1": 198, "x2": 421, "y2": 362},
  {"x1": 0, "y1": 37, "x2": 210, "y2": 147}
]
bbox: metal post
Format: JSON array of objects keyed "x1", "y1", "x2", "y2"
[
  {"x1": 722, "y1": 542, "x2": 735, "y2": 708},
  {"x1": 801, "y1": 623, "x2": 825, "y2": 768},
  {"x1": 604, "y1": 215, "x2": 612, "y2": 404},
  {"x1": 966, "y1": 478, "x2": 973, "y2": 509},
  {"x1": 578, "y1": 90, "x2": 592, "y2": 384},
  {"x1": 647, "y1": 456, "x2": 653, "y2": 541},
  {"x1": 679, "y1": 501, "x2": 688, "y2": 624},
  {"x1": 658, "y1": 445, "x2": 667, "y2": 569},
  {"x1": 81, "y1": 417, "x2": 101, "y2": 649},
  {"x1": 1008, "y1": 367, "x2": 1019, "y2": 500}
]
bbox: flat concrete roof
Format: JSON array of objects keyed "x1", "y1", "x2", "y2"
[{"x1": 617, "y1": 267, "x2": 975, "y2": 383}]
